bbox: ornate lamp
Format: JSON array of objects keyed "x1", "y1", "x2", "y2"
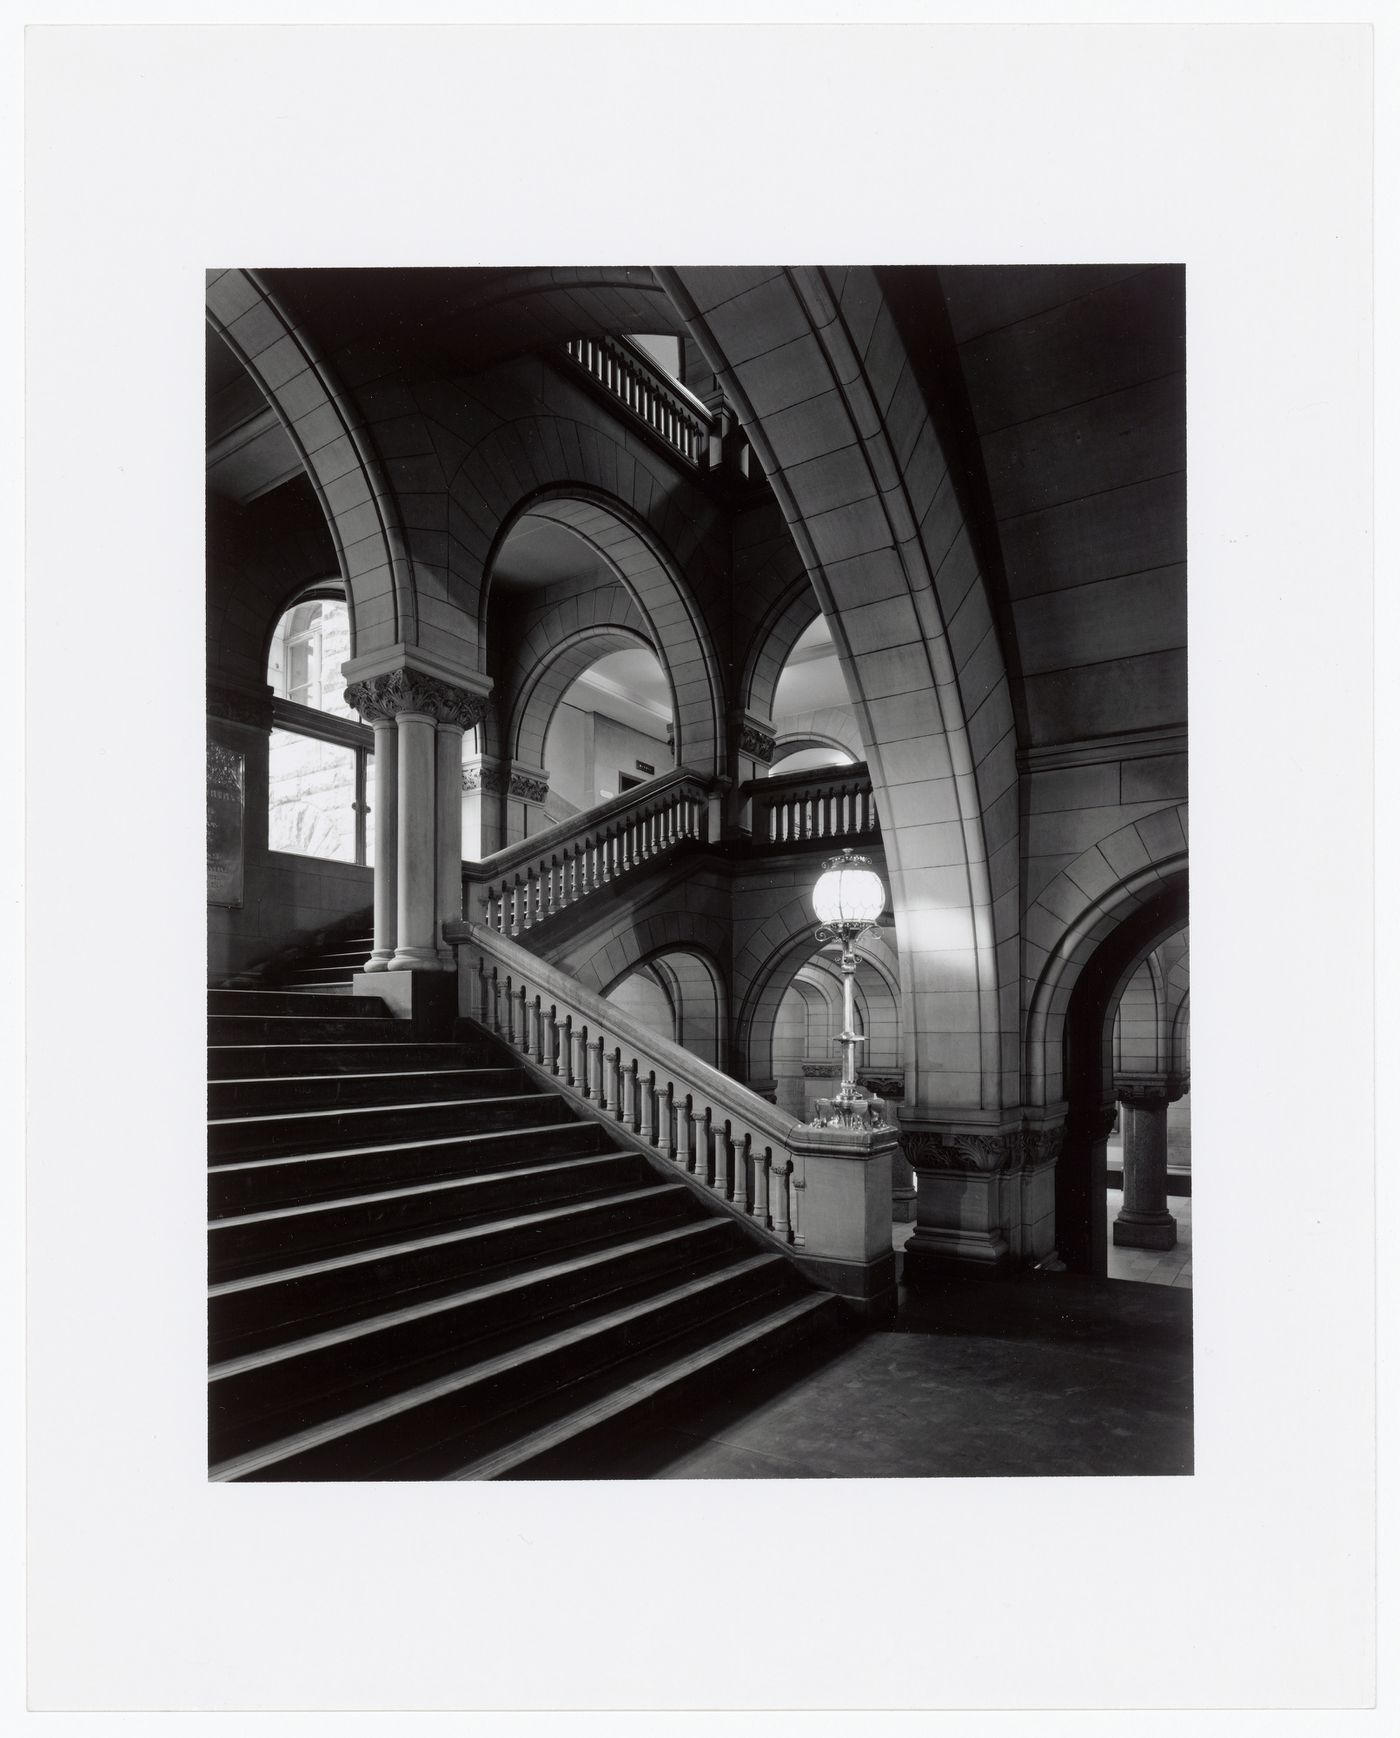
[{"x1": 810, "y1": 848, "x2": 888, "y2": 1129}]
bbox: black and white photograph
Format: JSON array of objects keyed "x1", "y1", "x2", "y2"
[
  {"x1": 21, "y1": 14, "x2": 1382, "y2": 1722},
  {"x1": 204, "y1": 262, "x2": 1192, "y2": 1483}
]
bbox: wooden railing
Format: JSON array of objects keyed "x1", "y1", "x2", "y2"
[
  {"x1": 453, "y1": 922, "x2": 812, "y2": 1246},
  {"x1": 747, "y1": 761, "x2": 879, "y2": 848},
  {"x1": 462, "y1": 769, "x2": 711, "y2": 938},
  {"x1": 563, "y1": 334, "x2": 714, "y2": 468}
]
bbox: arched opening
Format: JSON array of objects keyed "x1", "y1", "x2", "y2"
[
  {"x1": 263, "y1": 583, "x2": 375, "y2": 866},
  {"x1": 542, "y1": 644, "x2": 674, "y2": 820},
  {"x1": 1055, "y1": 877, "x2": 1189, "y2": 1276},
  {"x1": 762, "y1": 614, "x2": 864, "y2": 774},
  {"x1": 603, "y1": 948, "x2": 725, "y2": 1069}
]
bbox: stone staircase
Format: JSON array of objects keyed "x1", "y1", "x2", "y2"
[{"x1": 207, "y1": 983, "x2": 840, "y2": 1480}]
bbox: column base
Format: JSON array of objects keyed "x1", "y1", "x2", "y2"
[
  {"x1": 902, "y1": 1228, "x2": 1012, "y2": 1285},
  {"x1": 1112, "y1": 1211, "x2": 1177, "y2": 1251},
  {"x1": 388, "y1": 947, "x2": 449, "y2": 971},
  {"x1": 362, "y1": 952, "x2": 393, "y2": 974}
]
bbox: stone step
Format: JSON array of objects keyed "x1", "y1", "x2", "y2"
[
  {"x1": 208, "y1": 1119, "x2": 616, "y2": 1218},
  {"x1": 208, "y1": 1088, "x2": 559, "y2": 1161},
  {"x1": 210, "y1": 1249, "x2": 789, "y2": 1481},
  {"x1": 445, "y1": 1291, "x2": 840, "y2": 1481},
  {"x1": 208, "y1": 1182, "x2": 698, "y2": 1361},
  {"x1": 208, "y1": 1015, "x2": 423, "y2": 1045},
  {"x1": 207, "y1": 1219, "x2": 737, "y2": 1463},
  {"x1": 209, "y1": 989, "x2": 389, "y2": 1018},
  {"x1": 208, "y1": 1065, "x2": 529, "y2": 1118},
  {"x1": 207, "y1": 1041, "x2": 493, "y2": 1079},
  {"x1": 208, "y1": 1149, "x2": 647, "y2": 1281}
]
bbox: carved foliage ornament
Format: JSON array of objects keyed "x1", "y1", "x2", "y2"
[
  {"x1": 739, "y1": 724, "x2": 777, "y2": 765},
  {"x1": 509, "y1": 773, "x2": 550, "y2": 803},
  {"x1": 858, "y1": 1072, "x2": 905, "y2": 1099},
  {"x1": 901, "y1": 1125, "x2": 1066, "y2": 1175},
  {"x1": 345, "y1": 669, "x2": 488, "y2": 731}
]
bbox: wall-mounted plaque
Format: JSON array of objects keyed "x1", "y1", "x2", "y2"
[
  {"x1": 207, "y1": 741, "x2": 245, "y2": 908},
  {"x1": 635, "y1": 759, "x2": 655, "y2": 775}
]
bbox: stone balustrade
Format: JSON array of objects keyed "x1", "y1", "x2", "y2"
[
  {"x1": 746, "y1": 761, "x2": 879, "y2": 848},
  {"x1": 462, "y1": 768, "x2": 711, "y2": 939},
  {"x1": 447, "y1": 919, "x2": 898, "y2": 1318}
]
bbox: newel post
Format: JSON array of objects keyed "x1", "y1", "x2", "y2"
[{"x1": 784, "y1": 1121, "x2": 899, "y2": 1323}]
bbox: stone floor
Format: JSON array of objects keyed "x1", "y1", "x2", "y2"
[{"x1": 539, "y1": 1267, "x2": 1193, "y2": 1481}]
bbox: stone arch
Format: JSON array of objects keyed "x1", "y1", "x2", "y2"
[
  {"x1": 661, "y1": 266, "x2": 1018, "y2": 1115},
  {"x1": 1171, "y1": 990, "x2": 1192, "y2": 1077},
  {"x1": 599, "y1": 942, "x2": 729, "y2": 1070},
  {"x1": 475, "y1": 482, "x2": 725, "y2": 776},
  {"x1": 508, "y1": 624, "x2": 660, "y2": 770},
  {"x1": 1023, "y1": 803, "x2": 1190, "y2": 1108},
  {"x1": 1050, "y1": 876, "x2": 1189, "y2": 1274},
  {"x1": 769, "y1": 708, "x2": 866, "y2": 763},
  {"x1": 206, "y1": 269, "x2": 447, "y2": 667},
  {"x1": 483, "y1": 579, "x2": 653, "y2": 763},
  {"x1": 571, "y1": 910, "x2": 731, "y2": 1000},
  {"x1": 737, "y1": 923, "x2": 896, "y2": 1090},
  {"x1": 741, "y1": 575, "x2": 822, "y2": 722},
  {"x1": 769, "y1": 735, "x2": 856, "y2": 769}
]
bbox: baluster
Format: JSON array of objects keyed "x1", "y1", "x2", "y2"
[
  {"x1": 733, "y1": 1131, "x2": 752, "y2": 1209},
  {"x1": 622, "y1": 1057, "x2": 638, "y2": 1129},
  {"x1": 698, "y1": 1107, "x2": 714, "y2": 1187},
  {"x1": 487, "y1": 966, "x2": 500, "y2": 1034},
  {"x1": 475, "y1": 956, "x2": 488, "y2": 1024},
  {"x1": 516, "y1": 983, "x2": 529, "y2": 1052},
  {"x1": 528, "y1": 995, "x2": 544, "y2": 1062},
  {"x1": 770, "y1": 1158, "x2": 790, "y2": 1239},
  {"x1": 569, "y1": 1017, "x2": 584, "y2": 1090},
  {"x1": 548, "y1": 1006, "x2": 563, "y2": 1077},
  {"x1": 658, "y1": 1082, "x2": 675, "y2": 1159},
  {"x1": 598, "y1": 830, "x2": 611, "y2": 884},
  {"x1": 639, "y1": 1068, "x2": 655, "y2": 1144},
  {"x1": 592, "y1": 1035, "x2": 606, "y2": 1104},
  {"x1": 711, "y1": 1116, "x2": 730, "y2": 1198},
  {"x1": 603, "y1": 1044, "x2": 620, "y2": 1116},
  {"x1": 675, "y1": 1094, "x2": 692, "y2": 1171},
  {"x1": 750, "y1": 1140, "x2": 770, "y2": 1228},
  {"x1": 502, "y1": 976, "x2": 515, "y2": 1046}
]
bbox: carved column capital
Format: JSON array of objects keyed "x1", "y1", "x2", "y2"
[
  {"x1": 1114, "y1": 1074, "x2": 1181, "y2": 1109},
  {"x1": 462, "y1": 756, "x2": 508, "y2": 797},
  {"x1": 345, "y1": 668, "x2": 489, "y2": 730},
  {"x1": 734, "y1": 708, "x2": 777, "y2": 766}
]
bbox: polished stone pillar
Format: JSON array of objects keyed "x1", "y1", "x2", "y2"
[
  {"x1": 364, "y1": 716, "x2": 398, "y2": 971},
  {"x1": 1113, "y1": 1076, "x2": 1181, "y2": 1250},
  {"x1": 434, "y1": 721, "x2": 465, "y2": 966},
  {"x1": 391, "y1": 707, "x2": 441, "y2": 970}
]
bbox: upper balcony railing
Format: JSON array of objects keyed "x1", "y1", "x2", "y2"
[
  {"x1": 746, "y1": 761, "x2": 879, "y2": 849},
  {"x1": 562, "y1": 334, "x2": 716, "y2": 470},
  {"x1": 463, "y1": 768, "x2": 712, "y2": 939}
]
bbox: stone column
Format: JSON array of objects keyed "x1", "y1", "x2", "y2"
[
  {"x1": 344, "y1": 662, "x2": 490, "y2": 977},
  {"x1": 391, "y1": 706, "x2": 441, "y2": 970},
  {"x1": 1113, "y1": 1076, "x2": 1181, "y2": 1250},
  {"x1": 434, "y1": 720, "x2": 465, "y2": 966},
  {"x1": 362, "y1": 712, "x2": 398, "y2": 971},
  {"x1": 505, "y1": 762, "x2": 551, "y2": 845},
  {"x1": 729, "y1": 709, "x2": 776, "y2": 837}
]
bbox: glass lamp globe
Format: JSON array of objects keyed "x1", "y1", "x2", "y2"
[{"x1": 812, "y1": 849, "x2": 885, "y2": 927}]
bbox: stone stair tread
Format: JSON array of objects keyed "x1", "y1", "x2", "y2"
[
  {"x1": 207, "y1": 1118, "x2": 592, "y2": 1176},
  {"x1": 208, "y1": 1252, "x2": 779, "y2": 1482},
  {"x1": 445, "y1": 1292, "x2": 834, "y2": 1481},
  {"x1": 211, "y1": 1066, "x2": 516, "y2": 1089},
  {"x1": 209, "y1": 1220, "x2": 726, "y2": 1380},
  {"x1": 208, "y1": 1091, "x2": 547, "y2": 1132},
  {"x1": 209, "y1": 1150, "x2": 636, "y2": 1230},
  {"x1": 207, "y1": 1182, "x2": 688, "y2": 1296}
]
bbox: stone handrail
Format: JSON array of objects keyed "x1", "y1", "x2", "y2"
[
  {"x1": 462, "y1": 768, "x2": 711, "y2": 938},
  {"x1": 746, "y1": 760, "x2": 878, "y2": 847},
  {"x1": 563, "y1": 334, "x2": 713, "y2": 468},
  {"x1": 446, "y1": 920, "x2": 897, "y2": 1314}
]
